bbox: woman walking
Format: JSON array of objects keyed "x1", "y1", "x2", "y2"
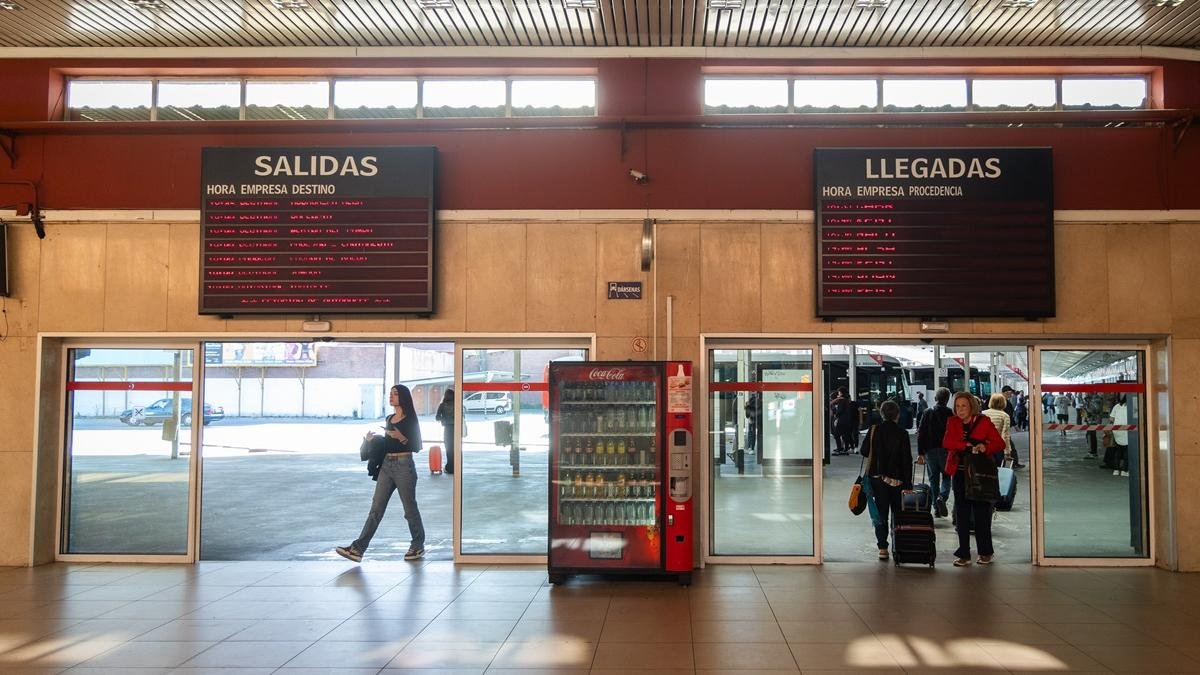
[
  {"x1": 336, "y1": 384, "x2": 426, "y2": 562},
  {"x1": 860, "y1": 400, "x2": 913, "y2": 561}
]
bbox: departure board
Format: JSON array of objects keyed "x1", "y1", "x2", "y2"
[
  {"x1": 815, "y1": 147, "x2": 1053, "y2": 319},
  {"x1": 200, "y1": 146, "x2": 436, "y2": 315}
]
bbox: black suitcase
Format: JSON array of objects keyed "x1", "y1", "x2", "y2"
[
  {"x1": 891, "y1": 510, "x2": 936, "y2": 567},
  {"x1": 901, "y1": 464, "x2": 933, "y2": 513}
]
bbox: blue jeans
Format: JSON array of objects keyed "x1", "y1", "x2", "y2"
[
  {"x1": 353, "y1": 454, "x2": 424, "y2": 553},
  {"x1": 925, "y1": 448, "x2": 952, "y2": 502}
]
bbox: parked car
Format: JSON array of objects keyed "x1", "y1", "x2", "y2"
[
  {"x1": 119, "y1": 398, "x2": 224, "y2": 426},
  {"x1": 462, "y1": 391, "x2": 511, "y2": 414}
]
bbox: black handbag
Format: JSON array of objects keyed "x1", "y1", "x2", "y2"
[{"x1": 964, "y1": 451, "x2": 1001, "y2": 503}]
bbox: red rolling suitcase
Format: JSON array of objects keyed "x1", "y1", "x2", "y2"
[{"x1": 428, "y1": 445, "x2": 443, "y2": 475}]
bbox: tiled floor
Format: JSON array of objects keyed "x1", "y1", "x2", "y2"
[{"x1": 1, "y1": 560, "x2": 1197, "y2": 673}]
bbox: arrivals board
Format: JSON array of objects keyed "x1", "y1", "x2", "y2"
[
  {"x1": 814, "y1": 147, "x2": 1054, "y2": 319},
  {"x1": 200, "y1": 146, "x2": 436, "y2": 315}
]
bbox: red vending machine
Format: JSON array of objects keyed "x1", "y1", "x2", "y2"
[{"x1": 547, "y1": 361, "x2": 693, "y2": 585}]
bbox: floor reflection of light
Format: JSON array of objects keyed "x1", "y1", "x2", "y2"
[
  {"x1": 482, "y1": 637, "x2": 592, "y2": 667},
  {"x1": 848, "y1": 636, "x2": 1068, "y2": 670}
]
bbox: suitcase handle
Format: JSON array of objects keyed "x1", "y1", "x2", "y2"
[{"x1": 912, "y1": 461, "x2": 927, "y2": 485}]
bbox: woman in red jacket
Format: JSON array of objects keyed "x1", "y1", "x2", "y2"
[{"x1": 942, "y1": 391, "x2": 1006, "y2": 567}]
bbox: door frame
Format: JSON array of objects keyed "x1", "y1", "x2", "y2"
[
  {"x1": 701, "y1": 334, "x2": 1163, "y2": 568},
  {"x1": 55, "y1": 339, "x2": 205, "y2": 564},
  {"x1": 452, "y1": 336, "x2": 594, "y2": 564},
  {"x1": 1031, "y1": 342, "x2": 1157, "y2": 567},
  {"x1": 699, "y1": 337, "x2": 825, "y2": 565}
]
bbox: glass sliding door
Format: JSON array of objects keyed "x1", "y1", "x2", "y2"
[
  {"x1": 61, "y1": 347, "x2": 197, "y2": 559},
  {"x1": 199, "y1": 341, "x2": 455, "y2": 561},
  {"x1": 708, "y1": 347, "x2": 818, "y2": 558},
  {"x1": 458, "y1": 346, "x2": 587, "y2": 558},
  {"x1": 1035, "y1": 347, "x2": 1150, "y2": 561}
]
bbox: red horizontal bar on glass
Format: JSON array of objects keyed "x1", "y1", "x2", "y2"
[
  {"x1": 1041, "y1": 383, "x2": 1144, "y2": 393},
  {"x1": 67, "y1": 381, "x2": 192, "y2": 392},
  {"x1": 709, "y1": 382, "x2": 814, "y2": 392},
  {"x1": 462, "y1": 382, "x2": 548, "y2": 392}
]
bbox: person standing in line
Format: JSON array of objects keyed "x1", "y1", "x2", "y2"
[
  {"x1": 943, "y1": 391, "x2": 1006, "y2": 567},
  {"x1": 832, "y1": 387, "x2": 859, "y2": 456},
  {"x1": 436, "y1": 388, "x2": 456, "y2": 475},
  {"x1": 1015, "y1": 393, "x2": 1028, "y2": 432},
  {"x1": 337, "y1": 384, "x2": 426, "y2": 563},
  {"x1": 829, "y1": 390, "x2": 846, "y2": 455},
  {"x1": 860, "y1": 400, "x2": 913, "y2": 561},
  {"x1": 915, "y1": 392, "x2": 929, "y2": 425},
  {"x1": 1111, "y1": 395, "x2": 1130, "y2": 476},
  {"x1": 916, "y1": 387, "x2": 954, "y2": 518},
  {"x1": 744, "y1": 392, "x2": 762, "y2": 456},
  {"x1": 999, "y1": 386, "x2": 1023, "y2": 468},
  {"x1": 1054, "y1": 392, "x2": 1072, "y2": 436}
]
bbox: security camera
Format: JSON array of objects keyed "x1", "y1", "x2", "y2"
[{"x1": 629, "y1": 169, "x2": 648, "y2": 184}]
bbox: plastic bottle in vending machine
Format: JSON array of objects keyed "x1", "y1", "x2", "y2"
[
  {"x1": 615, "y1": 473, "x2": 627, "y2": 498},
  {"x1": 604, "y1": 502, "x2": 616, "y2": 524},
  {"x1": 616, "y1": 439, "x2": 626, "y2": 465},
  {"x1": 606, "y1": 439, "x2": 617, "y2": 464},
  {"x1": 584, "y1": 438, "x2": 594, "y2": 465}
]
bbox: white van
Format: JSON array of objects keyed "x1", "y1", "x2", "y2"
[{"x1": 463, "y1": 391, "x2": 511, "y2": 414}]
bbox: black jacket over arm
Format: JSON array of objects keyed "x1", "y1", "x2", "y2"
[{"x1": 367, "y1": 413, "x2": 424, "y2": 479}]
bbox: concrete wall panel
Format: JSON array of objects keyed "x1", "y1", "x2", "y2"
[
  {"x1": 528, "y1": 222, "x2": 596, "y2": 332},
  {"x1": 37, "y1": 224, "x2": 106, "y2": 332},
  {"x1": 700, "y1": 223, "x2": 761, "y2": 333},
  {"x1": 466, "y1": 223, "x2": 527, "y2": 332},
  {"x1": 103, "y1": 223, "x2": 170, "y2": 331}
]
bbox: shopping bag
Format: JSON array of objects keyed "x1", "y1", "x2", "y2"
[{"x1": 964, "y1": 452, "x2": 1001, "y2": 503}]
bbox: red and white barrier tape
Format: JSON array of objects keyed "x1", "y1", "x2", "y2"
[{"x1": 1045, "y1": 423, "x2": 1137, "y2": 431}]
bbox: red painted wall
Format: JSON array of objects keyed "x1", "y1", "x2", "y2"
[{"x1": 0, "y1": 57, "x2": 1197, "y2": 211}]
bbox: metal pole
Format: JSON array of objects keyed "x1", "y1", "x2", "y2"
[
  {"x1": 848, "y1": 345, "x2": 859, "y2": 429},
  {"x1": 511, "y1": 350, "x2": 521, "y2": 477},
  {"x1": 170, "y1": 352, "x2": 181, "y2": 460}
]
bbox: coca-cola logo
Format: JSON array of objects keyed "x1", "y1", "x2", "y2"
[{"x1": 588, "y1": 368, "x2": 626, "y2": 381}]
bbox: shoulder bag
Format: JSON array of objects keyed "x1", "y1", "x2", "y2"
[
  {"x1": 963, "y1": 431, "x2": 1002, "y2": 503},
  {"x1": 848, "y1": 426, "x2": 878, "y2": 516}
]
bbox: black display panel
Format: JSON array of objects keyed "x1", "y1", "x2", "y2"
[
  {"x1": 815, "y1": 147, "x2": 1053, "y2": 318},
  {"x1": 200, "y1": 146, "x2": 436, "y2": 315}
]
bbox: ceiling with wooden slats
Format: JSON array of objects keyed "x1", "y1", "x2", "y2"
[{"x1": 0, "y1": 0, "x2": 1196, "y2": 50}]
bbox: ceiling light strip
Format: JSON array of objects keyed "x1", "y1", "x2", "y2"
[{"x1": 1, "y1": 0, "x2": 70, "y2": 48}]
